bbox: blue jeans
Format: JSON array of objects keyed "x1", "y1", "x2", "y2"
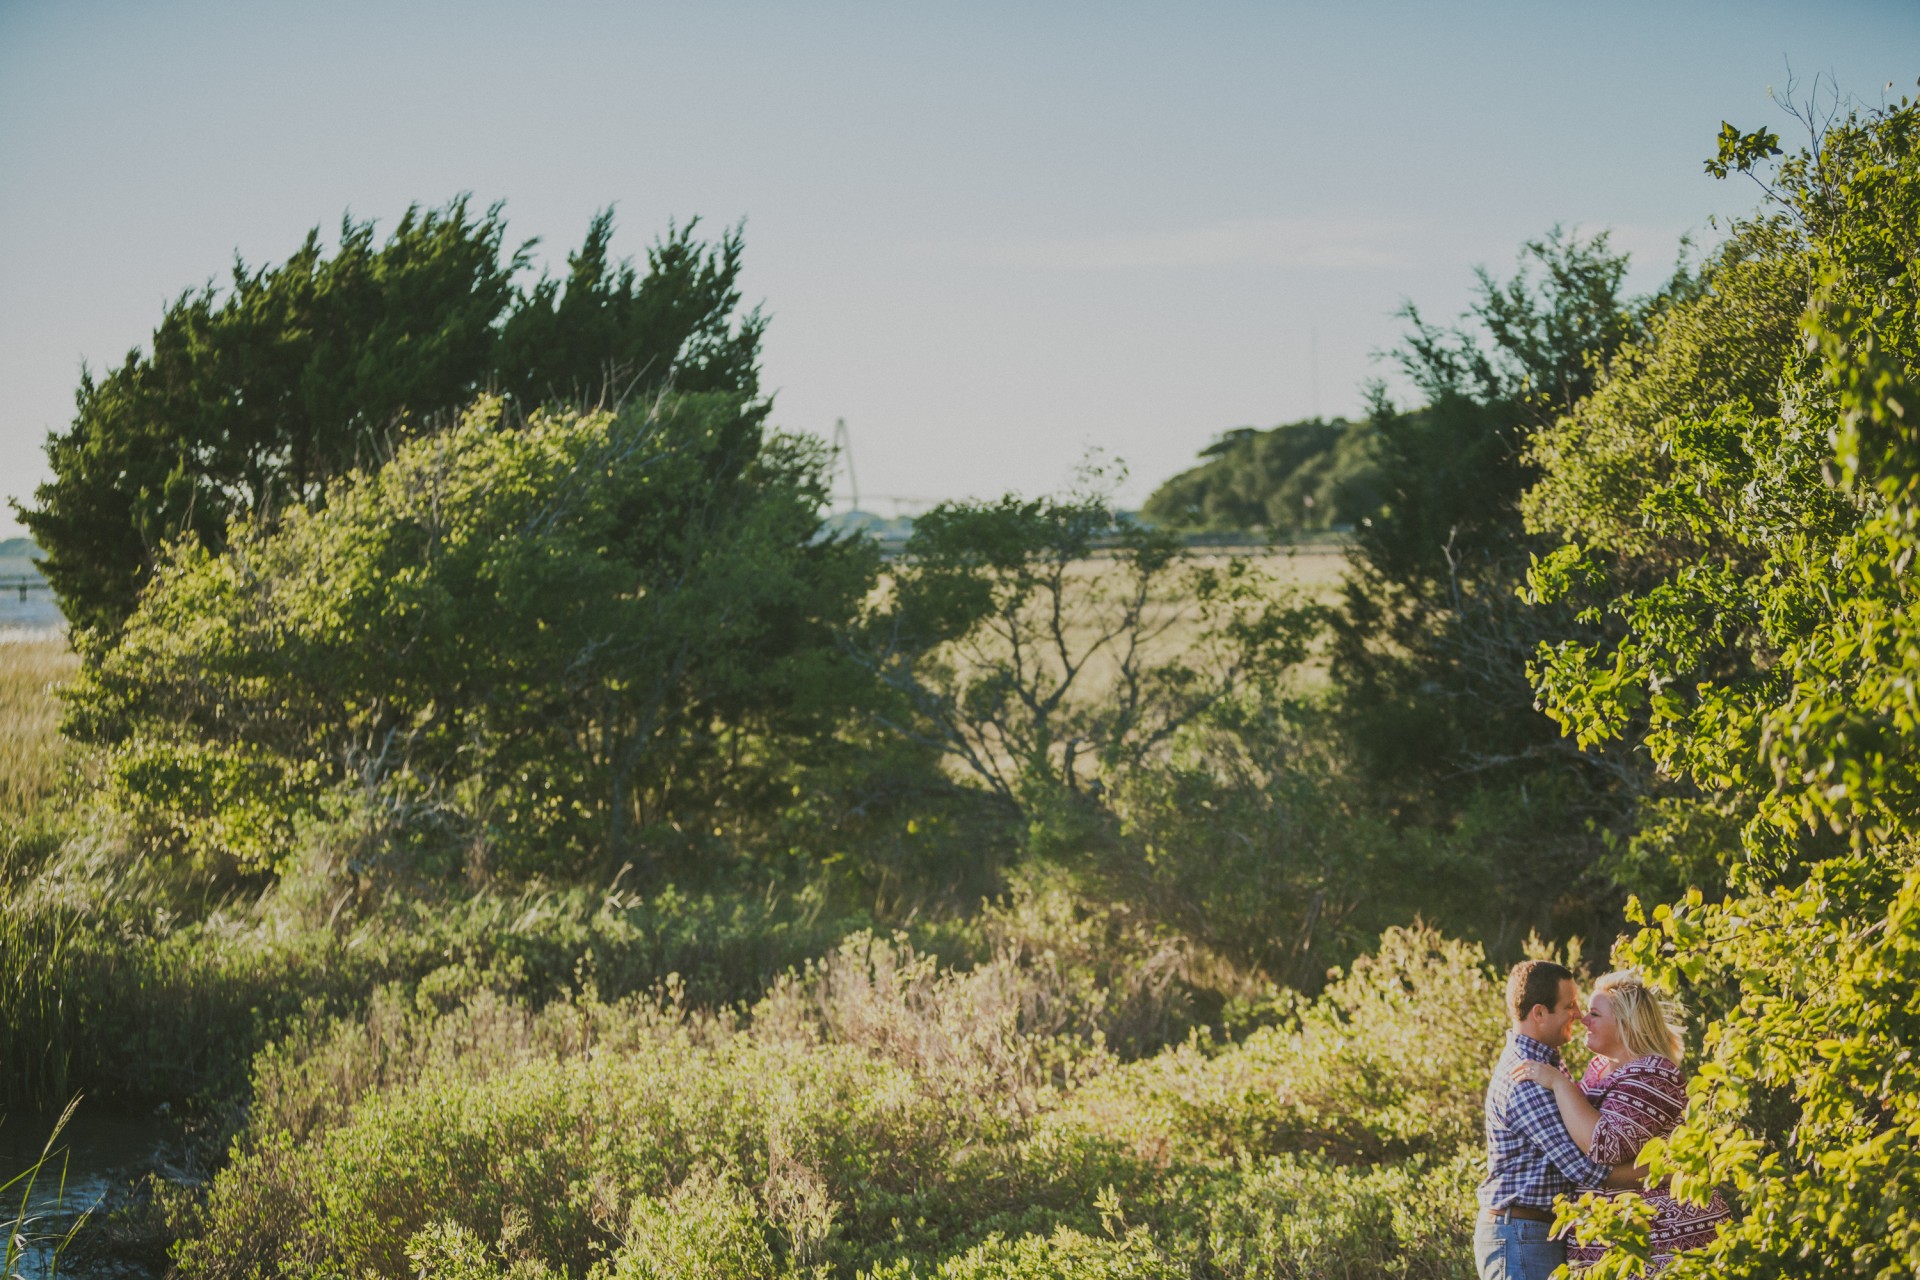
[{"x1": 1475, "y1": 1214, "x2": 1564, "y2": 1280}]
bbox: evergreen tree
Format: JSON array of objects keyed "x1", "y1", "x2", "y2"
[
  {"x1": 1330, "y1": 229, "x2": 1683, "y2": 941},
  {"x1": 15, "y1": 201, "x2": 762, "y2": 640}
]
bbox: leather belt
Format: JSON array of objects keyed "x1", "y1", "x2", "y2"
[{"x1": 1485, "y1": 1204, "x2": 1555, "y2": 1224}]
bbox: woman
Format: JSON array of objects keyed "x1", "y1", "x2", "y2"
[{"x1": 1510, "y1": 970, "x2": 1730, "y2": 1275}]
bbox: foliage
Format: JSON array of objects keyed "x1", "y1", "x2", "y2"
[
  {"x1": 1106, "y1": 702, "x2": 1487, "y2": 985},
  {"x1": 1139, "y1": 417, "x2": 1383, "y2": 534},
  {"x1": 171, "y1": 922, "x2": 1491, "y2": 1280},
  {"x1": 868, "y1": 1222, "x2": 1181, "y2": 1279},
  {"x1": 0, "y1": 863, "x2": 866, "y2": 1112},
  {"x1": 1525, "y1": 88, "x2": 1920, "y2": 1278},
  {"x1": 1048, "y1": 925, "x2": 1507, "y2": 1166},
  {"x1": 1201, "y1": 1150, "x2": 1478, "y2": 1280},
  {"x1": 1322, "y1": 229, "x2": 1691, "y2": 945},
  {"x1": 1519, "y1": 222, "x2": 1813, "y2": 572},
  {"x1": 61, "y1": 396, "x2": 875, "y2": 877},
  {"x1": 494, "y1": 211, "x2": 763, "y2": 411},
  {"x1": 16, "y1": 202, "x2": 762, "y2": 638},
  {"x1": 1526, "y1": 92, "x2": 1920, "y2": 879},
  {"x1": 859, "y1": 487, "x2": 1317, "y2": 813}
]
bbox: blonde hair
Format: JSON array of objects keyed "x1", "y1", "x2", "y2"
[{"x1": 1592, "y1": 969, "x2": 1685, "y2": 1063}]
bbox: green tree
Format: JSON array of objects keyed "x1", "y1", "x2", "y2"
[
  {"x1": 64, "y1": 394, "x2": 875, "y2": 879},
  {"x1": 1140, "y1": 416, "x2": 1383, "y2": 535},
  {"x1": 494, "y1": 212, "x2": 764, "y2": 408},
  {"x1": 1526, "y1": 88, "x2": 1920, "y2": 1278},
  {"x1": 16, "y1": 202, "x2": 762, "y2": 640},
  {"x1": 1328, "y1": 229, "x2": 1680, "y2": 944}
]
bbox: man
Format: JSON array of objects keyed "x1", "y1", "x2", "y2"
[{"x1": 1476, "y1": 960, "x2": 1635, "y2": 1280}]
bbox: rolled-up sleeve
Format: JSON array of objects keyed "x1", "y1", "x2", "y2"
[{"x1": 1510, "y1": 1081, "x2": 1612, "y2": 1188}]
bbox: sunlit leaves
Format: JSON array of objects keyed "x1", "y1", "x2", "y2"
[
  {"x1": 64, "y1": 396, "x2": 874, "y2": 876},
  {"x1": 1705, "y1": 122, "x2": 1783, "y2": 180},
  {"x1": 1526, "y1": 89, "x2": 1920, "y2": 1277}
]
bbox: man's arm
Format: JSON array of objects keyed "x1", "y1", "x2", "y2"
[
  {"x1": 1509, "y1": 1080, "x2": 1613, "y2": 1189},
  {"x1": 1603, "y1": 1164, "x2": 1646, "y2": 1189}
]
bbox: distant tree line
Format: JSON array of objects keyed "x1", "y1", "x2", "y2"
[{"x1": 1140, "y1": 416, "x2": 1383, "y2": 535}]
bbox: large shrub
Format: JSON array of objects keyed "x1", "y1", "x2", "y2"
[
  {"x1": 63, "y1": 395, "x2": 877, "y2": 877},
  {"x1": 175, "y1": 920, "x2": 1499, "y2": 1279}
]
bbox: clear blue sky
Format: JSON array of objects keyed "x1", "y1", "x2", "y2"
[{"x1": 2, "y1": 0, "x2": 1916, "y2": 534}]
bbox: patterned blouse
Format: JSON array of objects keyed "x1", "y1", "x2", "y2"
[{"x1": 1565, "y1": 1054, "x2": 1732, "y2": 1275}]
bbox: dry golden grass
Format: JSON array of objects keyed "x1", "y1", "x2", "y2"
[
  {"x1": 898, "y1": 546, "x2": 1350, "y2": 790},
  {"x1": 952, "y1": 546, "x2": 1349, "y2": 695},
  {"x1": 1227, "y1": 545, "x2": 1350, "y2": 601},
  {"x1": 0, "y1": 637, "x2": 78, "y2": 820}
]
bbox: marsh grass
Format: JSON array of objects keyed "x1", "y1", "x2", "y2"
[
  {"x1": 0, "y1": 640, "x2": 79, "y2": 865},
  {"x1": 931, "y1": 548, "x2": 1346, "y2": 704},
  {"x1": 0, "y1": 641, "x2": 86, "y2": 1112}
]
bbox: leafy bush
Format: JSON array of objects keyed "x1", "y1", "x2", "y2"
[
  {"x1": 1204, "y1": 1151, "x2": 1478, "y2": 1280},
  {"x1": 1048, "y1": 925, "x2": 1505, "y2": 1166},
  {"x1": 1523, "y1": 90, "x2": 1920, "y2": 1278},
  {"x1": 178, "y1": 1012, "x2": 1010, "y2": 1279},
  {"x1": 64, "y1": 395, "x2": 877, "y2": 877},
  {"x1": 867, "y1": 1222, "x2": 1181, "y2": 1280},
  {"x1": 168, "y1": 916, "x2": 1504, "y2": 1279}
]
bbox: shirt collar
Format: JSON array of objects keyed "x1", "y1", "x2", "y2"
[{"x1": 1508, "y1": 1029, "x2": 1563, "y2": 1066}]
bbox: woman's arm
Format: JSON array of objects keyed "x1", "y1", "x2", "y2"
[{"x1": 1510, "y1": 1060, "x2": 1603, "y2": 1153}]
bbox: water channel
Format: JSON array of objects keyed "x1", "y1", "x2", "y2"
[{"x1": 1, "y1": 1105, "x2": 179, "y2": 1279}]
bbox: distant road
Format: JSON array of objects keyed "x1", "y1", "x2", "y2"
[{"x1": 870, "y1": 532, "x2": 1353, "y2": 559}]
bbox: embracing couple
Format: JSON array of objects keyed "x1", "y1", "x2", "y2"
[{"x1": 1475, "y1": 959, "x2": 1731, "y2": 1279}]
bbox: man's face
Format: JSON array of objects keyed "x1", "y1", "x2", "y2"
[{"x1": 1537, "y1": 978, "x2": 1583, "y2": 1046}]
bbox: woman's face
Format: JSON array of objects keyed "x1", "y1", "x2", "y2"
[{"x1": 1582, "y1": 991, "x2": 1625, "y2": 1058}]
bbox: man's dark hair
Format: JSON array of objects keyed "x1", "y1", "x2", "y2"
[{"x1": 1507, "y1": 960, "x2": 1574, "y2": 1023}]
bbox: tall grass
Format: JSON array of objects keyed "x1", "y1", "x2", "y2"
[
  {"x1": 0, "y1": 638, "x2": 76, "y2": 830},
  {"x1": 0, "y1": 911, "x2": 79, "y2": 1112},
  {"x1": 1, "y1": 877, "x2": 873, "y2": 1113},
  {"x1": 0, "y1": 640, "x2": 82, "y2": 1112}
]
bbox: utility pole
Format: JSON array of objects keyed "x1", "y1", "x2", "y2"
[
  {"x1": 831, "y1": 418, "x2": 859, "y2": 513},
  {"x1": 1310, "y1": 328, "x2": 1321, "y2": 422}
]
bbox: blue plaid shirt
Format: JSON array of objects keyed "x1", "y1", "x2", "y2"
[{"x1": 1477, "y1": 1030, "x2": 1612, "y2": 1211}]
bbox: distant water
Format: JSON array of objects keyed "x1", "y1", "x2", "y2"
[{"x1": 0, "y1": 558, "x2": 63, "y2": 640}]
